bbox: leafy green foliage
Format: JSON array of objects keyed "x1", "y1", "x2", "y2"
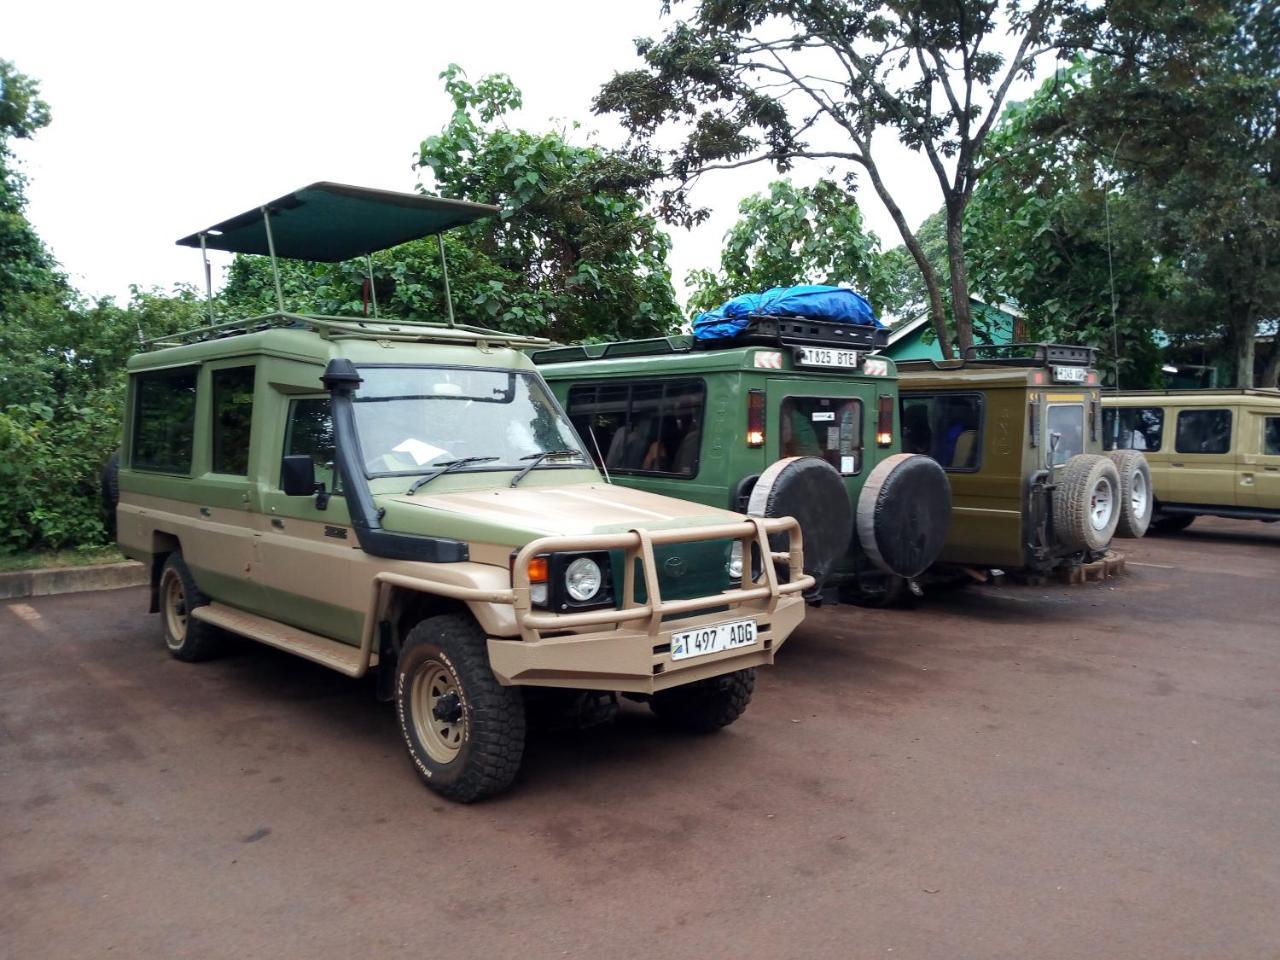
[
  {"x1": 224, "y1": 66, "x2": 680, "y2": 344},
  {"x1": 595, "y1": 1, "x2": 1098, "y2": 355},
  {"x1": 960, "y1": 0, "x2": 1279, "y2": 387},
  {"x1": 686, "y1": 179, "x2": 896, "y2": 316}
]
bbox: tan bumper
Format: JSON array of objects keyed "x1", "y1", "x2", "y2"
[{"x1": 488, "y1": 516, "x2": 812, "y2": 693}]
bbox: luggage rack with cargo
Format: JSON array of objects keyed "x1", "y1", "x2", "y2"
[{"x1": 530, "y1": 314, "x2": 888, "y2": 367}]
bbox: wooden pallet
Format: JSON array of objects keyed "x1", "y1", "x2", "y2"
[{"x1": 1056, "y1": 550, "x2": 1126, "y2": 585}]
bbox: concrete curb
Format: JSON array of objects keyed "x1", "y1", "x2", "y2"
[{"x1": 0, "y1": 562, "x2": 148, "y2": 601}]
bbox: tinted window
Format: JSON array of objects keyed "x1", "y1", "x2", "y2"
[
  {"x1": 132, "y1": 368, "x2": 198, "y2": 473},
  {"x1": 1047, "y1": 404, "x2": 1085, "y2": 464},
  {"x1": 284, "y1": 398, "x2": 341, "y2": 493},
  {"x1": 567, "y1": 380, "x2": 705, "y2": 477},
  {"x1": 1176, "y1": 409, "x2": 1232, "y2": 454},
  {"x1": 900, "y1": 394, "x2": 983, "y2": 471},
  {"x1": 780, "y1": 397, "x2": 862, "y2": 475},
  {"x1": 1265, "y1": 417, "x2": 1280, "y2": 456},
  {"x1": 211, "y1": 367, "x2": 255, "y2": 475},
  {"x1": 1103, "y1": 406, "x2": 1164, "y2": 452}
]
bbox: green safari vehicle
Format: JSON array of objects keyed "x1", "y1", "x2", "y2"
[
  {"x1": 896, "y1": 344, "x2": 1152, "y2": 578},
  {"x1": 533, "y1": 319, "x2": 952, "y2": 605},
  {"x1": 107, "y1": 183, "x2": 814, "y2": 802}
]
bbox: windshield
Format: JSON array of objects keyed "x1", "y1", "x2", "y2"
[{"x1": 353, "y1": 366, "x2": 588, "y2": 477}]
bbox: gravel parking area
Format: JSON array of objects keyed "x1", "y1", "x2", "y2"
[{"x1": 2, "y1": 518, "x2": 1277, "y2": 959}]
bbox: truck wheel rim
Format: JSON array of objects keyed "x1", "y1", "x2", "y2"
[
  {"x1": 162, "y1": 573, "x2": 187, "y2": 648},
  {"x1": 1090, "y1": 477, "x2": 1115, "y2": 531},
  {"x1": 412, "y1": 662, "x2": 464, "y2": 763},
  {"x1": 1131, "y1": 470, "x2": 1149, "y2": 518}
]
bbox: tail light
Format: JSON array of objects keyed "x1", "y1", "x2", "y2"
[
  {"x1": 747, "y1": 389, "x2": 765, "y2": 447},
  {"x1": 876, "y1": 394, "x2": 894, "y2": 447}
]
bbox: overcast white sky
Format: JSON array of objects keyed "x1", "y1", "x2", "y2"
[{"x1": 9, "y1": 0, "x2": 1041, "y2": 314}]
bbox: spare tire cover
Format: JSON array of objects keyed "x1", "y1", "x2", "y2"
[
  {"x1": 746, "y1": 456, "x2": 853, "y2": 585},
  {"x1": 856, "y1": 454, "x2": 951, "y2": 578}
]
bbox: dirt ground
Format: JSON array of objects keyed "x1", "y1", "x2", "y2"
[{"x1": 2, "y1": 517, "x2": 1277, "y2": 960}]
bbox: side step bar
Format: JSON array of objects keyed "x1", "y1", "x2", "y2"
[{"x1": 191, "y1": 603, "x2": 376, "y2": 677}]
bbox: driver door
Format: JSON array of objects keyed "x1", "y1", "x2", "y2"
[{"x1": 254, "y1": 389, "x2": 365, "y2": 645}]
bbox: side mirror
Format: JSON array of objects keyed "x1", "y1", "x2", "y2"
[{"x1": 281, "y1": 455, "x2": 317, "y2": 496}]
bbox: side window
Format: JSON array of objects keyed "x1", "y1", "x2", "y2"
[
  {"x1": 566, "y1": 380, "x2": 705, "y2": 477},
  {"x1": 1103, "y1": 406, "x2": 1164, "y2": 452},
  {"x1": 211, "y1": 366, "x2": 255, "y2": 475},
  {"x1": 899, "y1": 394, "x2": 983, "y2": 471},
  {"x1": 1046, "y1": 404, "x2": 1085, "y2": 463},
  {"x1": 1263, "y1": 417, "x2": 1280, "y2": 456},
  {"x1": 780, "y1": 397, "x2": 863, "y2": 475},
  {"x1": 284, "y1": 398, "x2": 341, "y2": 493},
  {"x1": 1176, "y1": 409, "x2": 1232, "y2": 454},
  {"x1": 131, "y1": 367, "x2": 198, "y2": 474}
]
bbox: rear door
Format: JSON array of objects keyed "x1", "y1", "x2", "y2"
[
  {"x1": 1238, "y1": 407, "x2": 1280, "y2": 512},
  {"x1": 1167, "y1": 406, "x2": 1237, "y2": 506},
  {"x1": 766, "y1": 380, "x2": 867, "y2": 521}
]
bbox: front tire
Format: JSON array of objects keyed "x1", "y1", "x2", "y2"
[
  {"x1": 158, "y1": 552, "x2": 224, "y2": 662},
  {"x1": 395, "y1": 614, "x2": 525, "y2": 803},
  {"x1": 649, "y1": 669, "x2": 755, "y2": 733}
]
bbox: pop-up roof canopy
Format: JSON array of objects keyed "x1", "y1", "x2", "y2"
[{"x1": 176, "y1": 182, "x2": 498, "y2": 261}]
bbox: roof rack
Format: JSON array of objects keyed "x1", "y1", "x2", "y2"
[
  {"x1": 961, "y1": 343, "x2": 1096, "y2": 367},
  {"x1": 692, "y1": 315, "x2": 888, "y2": 352},
  {"x1": 1110, "y1": 387, "x2": 1280, "y2": 398},
  {"x1": 901, "y1": 342, "x2": 1096, "y2": 371},
  {"x1": 530, "y1": 317, "x2": 888, "y2": 366},
  {"x1": 147, "y1": 311, "x2": 549, "y2": 351}
]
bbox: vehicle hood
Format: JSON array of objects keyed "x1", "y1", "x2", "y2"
[{"x1": 383, "y1": 482, "x2": 744, "y2": 537}]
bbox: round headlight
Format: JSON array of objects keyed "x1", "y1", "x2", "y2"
[
  {"x1": 727, "y1": 542, "x2": 744, "y2": 580},
  {"x1": 565, "y1": 557, "x2": 603, "y2": 602}
]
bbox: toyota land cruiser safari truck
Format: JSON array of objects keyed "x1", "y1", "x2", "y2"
[
  {"x1": 111, "y1": 183, "x2": 812, "y2": 802},
  {"x1": 1102, "y1": 388, "x2": 1280, "y2": 532},
  {"x1": 532, "y1": 317, "x2": 952, "y2": 607},
  {"x1": 896, "y1": 344, "x2": 1152, "y2": 580}
]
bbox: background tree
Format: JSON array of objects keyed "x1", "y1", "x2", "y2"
[
  {"x1": 685, "y1": 178, "x2": 895, "y2": 315},
  {"x1": 0, "y1": 61, "x2": 201, "y2": 552},
  {"x1": 595, "y1": 0, "x2": 1095, "y2": 357},
  {"x1": 960, "y1": 0, "x2": 1278, "y2": 387},
  {"x1": 224, "y1": 66, "x2": 681, "y2": 343}
]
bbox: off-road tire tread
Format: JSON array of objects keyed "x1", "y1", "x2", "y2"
[
  {"x1": 650, "y1": 668, "x2": 755, "y2": 734},
  {"x1": 160, "y1": 552, "x2": 224, "y2": 662},
  {"x1": 397, "y1": 614, "x2": 525, "y2": 803},
  {"x1": 1053, "y1": 455, "x2": 1121, "y2": 552},
  {"x1": 1107, "y1": 450, "x2": 1152, "y2": 538}
]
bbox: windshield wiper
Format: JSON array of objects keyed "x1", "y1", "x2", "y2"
[
  {"x1": 509, "y1": 450, "x2": 584, "y2": 488},
  {"x1": 406, "y1": 457, "x2": 499, "y2": 495}
]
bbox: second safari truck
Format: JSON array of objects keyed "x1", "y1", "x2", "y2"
[
  {"x1": 110, "y1": 184, "x2": 812, "y2": 802},
  {"x1": 533, "y1": 319, "x2": 953, "y2": 606}
]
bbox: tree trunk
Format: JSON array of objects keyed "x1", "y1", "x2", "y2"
[
  {"x1": 1262, "y1": 339, "x2": 1280, "y2": 389},
  {"x1": 1235, "y1": 319, "x2": 1256, "y2": 388},
  {"x1": 945, "y1": 207, "x2": 974, "y2": 354},
  {"x1": 860, "y1": 156, "x2": 953, "y2": 359}
]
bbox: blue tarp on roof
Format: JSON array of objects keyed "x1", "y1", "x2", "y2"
[{"x1": 693, "y1": 285, "x2": 881, "y2": 341}]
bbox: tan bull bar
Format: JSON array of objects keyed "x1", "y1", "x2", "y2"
[
  {"x1": 347, "y1": 515, "x2": 811, "y2": 679},
  {"x1": 510, "y1": 515, "x2": 812, "y2": 643}
]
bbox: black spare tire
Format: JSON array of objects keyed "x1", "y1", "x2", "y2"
[
  {"x1": 855, "y1": 454, "x2": 952, "y2": 578},
  {"x1": 746, "y1": 456, "x2": 852, "y2": 589}
]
